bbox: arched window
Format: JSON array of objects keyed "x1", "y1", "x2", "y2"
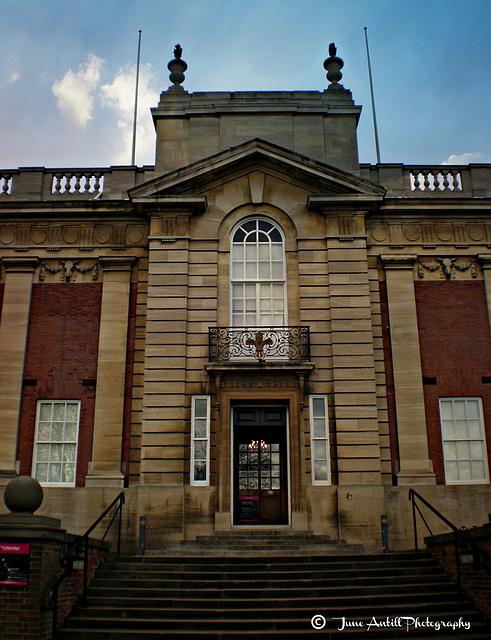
[{"x1": 230, "y1": 218, "x2": 286, "y2": 327}]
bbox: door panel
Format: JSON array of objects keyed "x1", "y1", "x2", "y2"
[{"x1": 233, "y1": 407, "x2": 288, "y2": 525}]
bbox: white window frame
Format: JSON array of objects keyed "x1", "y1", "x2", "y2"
[
  {"x1": 309, "y1": 395, "x2": 331, "y2": 485},
  {"x1": 191, "y1": 395, "x2": 211, "y2": 486},
  {"x1": 31, "y1": 400, "x2": 81, "y2": 487},
  {"x1": 230, "y1": 217, "x2": 287, "y2": 328},
  {"x1": 439, "y1": 397, "x2": 489, "y2": 485}
]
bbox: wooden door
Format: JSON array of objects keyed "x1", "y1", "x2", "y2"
[{"x1": 233, "y1": 406, "x2": 288, "y2": 525}]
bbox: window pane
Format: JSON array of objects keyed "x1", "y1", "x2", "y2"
[
  {"x1": 314, "y1": 460, "x2": 328, "y2": 481},
  {"x1": 53, "y1": 403, "x2": 65, "y2": 421},
  {"x1": 232, "y1": 262, "x2": 244, "y2": 279},
  {"x1": 470, "y1": 441, "x2": 484, "y2": 460},
  {"x1": 440, "y1": 401, "x2": 452, "y2": 420},
  {"x1": 469, "y1": 420, "x2": 483, "y2": 439},
  {"x1": 258, "y1": 261, "x2": 270, "y2": 278},
  {"x1": 64, "y1": 423, "x2": 77, "y2": 441},
  {"x1": 245, "y1": 244, "x2": 257, "y2": 260},
  {"x1": 37, "y1": 444, "x2": 49, "y2": 462},
  {"x1": 39, "y1": 403, "x2": 52, "y2": 421},
  {"x1": 63, "y1": 444, "x2": 76, "y2": 462},
  {"x1": 445, "y1": 460, "x2": 458, "y2": 481},
  {"x1": 444, "y1": 442, "x2": 457, "y2": 460},
  {"x1": 245, "y1": 262, "x2": 257, "y2": 279},
  {"x1": 458, "y1": 460, "x2": 471, "y2": 481},
  {"x1": 441, "y1": 420, "x2": 454, "y2": 439},
  {"x1": 314, "y1": 440, "x2": 327, "y2": 461},
  {"x1": 66, "y1": 403, "x2": 79, "y2": 421},
  {"x1": 194, "y1": 441, "x2": 207, "y2": 461},
  {"x1": 49, "y1": 464, "x2": 61, "y2": 483},
  {"x1": 36, "y1": 463, "x2": 48, "y2": 483},
  {"x1": 194, "y1": 419, "x2": 208, "y2": 439},
  {"x1": 467, "y1": 400, "x2": 480, "y2": 419},
  {"x1": 51, "y1": 423, "x2": 64, "y2": 441},
  {"x1": 194, "y1": 399, "x2": 208, "y2": 419},
  {"x1": 471, "y1": 460, "x2": 485, "y2": 480},
  {"x1": 455, "y1": 420, "x2": 468, "y2": 439},
  {"x1": 313, "y1": 418, "x2": 325, "y2": 438},
  {"x1": 312, "y1": 397, "x2": 325, "y2": 418},
  {"x1": 194, "y1": 462, "x2": 206, "y2": 482},
  {"x1": 62, "y1": 464, "x2": 75, "y2": 484},
  {"x1": 456, "y1": 441, "x2": 470, "y2": 460},
  {"x1": 38, "y1": 423, "x2": 50, "y2": 441},
  {"x1": 453, "y1": 401, "x2": 466, "y2": 420}
]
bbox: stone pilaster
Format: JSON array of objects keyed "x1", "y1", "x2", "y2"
[
  {"x1": 325, "y1": 211, "x2": 382, "y2": 485},
  {"x1": 140, "y1": 212, "x2": 191, "y2": 486},
  {"x1": 86, "y1": 257, "x2": 135, "y2": 487},
  {"x1": 380, "y1": 255, "x2": 435, "y2": 485},
  {"x1": 0, "y1": 258, "x2": 38, "y2": 475}
]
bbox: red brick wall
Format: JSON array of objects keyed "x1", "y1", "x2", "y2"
[
  {"x1": 0, "y1": 533, "x2": 108, "y2": 640},
  {"x1": 415, "y1": 281, "x2": 491, "y2": 484},
  {"x1": 17, "y1": 284, "x2": 102, "y2": 486}
]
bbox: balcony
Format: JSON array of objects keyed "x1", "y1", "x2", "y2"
[{"x1": 208, "y1": 327, "x2": 310, "y2": 364}]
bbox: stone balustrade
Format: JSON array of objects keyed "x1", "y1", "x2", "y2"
[
  {"x1": 0, "y1": 166, "x2": 153, "y2": 201},
  {"x1": 1, "y1": 164, "x2": 490, "y2": 201}
]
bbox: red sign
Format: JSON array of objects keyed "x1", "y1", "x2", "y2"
[{"x1": 0, "y1": 543, "x2": 30, "y2": 585}]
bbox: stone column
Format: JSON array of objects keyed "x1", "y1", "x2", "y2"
[
  {"x1": 478, "y1": 254, "x2": 491, "y2": 333},
  {"x1": 380, "y1": 255, "x2": 435, "y2": 485},
  {"x1": 0, "y1": 257, "x2": 38, "y2": 475},
  {"x1": 86, "y1": 257, "x2": 135, "y2": 487},
  {"x1": 325, "y1": 211, "x2": 382, "y2": 485}
]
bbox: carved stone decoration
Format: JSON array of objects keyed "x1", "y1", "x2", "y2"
[
  {"x1": 39, "y1": 260, "x2": 99, "y2": 282},
  {"x1": 418, "y1": 257, "x2": 477, "y2": 280}
]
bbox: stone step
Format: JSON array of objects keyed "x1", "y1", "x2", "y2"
[{"x1": 59, "y1": 547, "x2": 491, "y2": 640}]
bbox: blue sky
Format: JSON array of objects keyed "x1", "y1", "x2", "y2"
[{"x1": 1, "y1": 0, "x2": 490, "y2": 169}]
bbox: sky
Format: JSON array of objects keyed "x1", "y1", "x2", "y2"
[{"x1": 1, "y1": 0, "x2": 490, "y2": 170}]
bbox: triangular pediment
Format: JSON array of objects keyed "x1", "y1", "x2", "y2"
[{"x1": 129, "y1": 139, "x2": 385, "y2": 201}]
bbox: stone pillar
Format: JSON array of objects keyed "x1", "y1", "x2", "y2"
[
  {"x1": 325, "y1": 211, "x2": 382, "y2": 485},
  {"x1": 140, "y1": 213, "x2": 190, "y2": 486},
  {"x1": 478, "y1": 254, "x2": 491, "y2": 333},
  {"x1": 380, "y1": 255, "x2": 435, "y2": 485},
  {"x1": 0, "y1": 258, "x2": 38, "y2": 475},
  {"x1": 86, "y1": 257, "x2": 135, "y2": 487}
]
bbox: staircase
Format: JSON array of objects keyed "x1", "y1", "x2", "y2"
[{"x1": 59, "y1": 532, "x2": 491, "y2": 639}]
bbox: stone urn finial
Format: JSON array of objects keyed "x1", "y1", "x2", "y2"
[
  {"x1": 3, "y1": 476, "x2": 43, "y2": 515},
  {"x1": 324, "y1": 42, "x2": 344, "y2": 88},
  {"x1": 167, "y1": 44, "x2": 187, "y2": 91}
]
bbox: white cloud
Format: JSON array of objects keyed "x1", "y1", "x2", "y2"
[
  {"x1": 52, "y1": 54, "x2": 104, "y2": 128},
  {"x1": 442, "y1": 152, "x2": 484, "y2": 165},
  {"x1": 100, "y1": 63, "x2": 158, "y2": 165}
]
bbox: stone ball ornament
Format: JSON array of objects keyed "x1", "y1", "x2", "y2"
[{"x1": 3, "y1": 475, "x2": 44, "y2": 514}]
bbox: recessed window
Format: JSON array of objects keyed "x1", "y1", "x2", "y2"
[
  {"x1": 309, "y1": 395, "x2": 331, "y2": 485},
  {"x1": 439, "y1": 397, "x2": 489, "y2": 484},
  {"x1": 230, "y1": 218, "x2": 286, "y2": 327},
  {"x1": 32, "y1": 400, "x2": 80, "y2": 486},
  {"x1": 191, "y1": 396, "x2": 210, "y2": 486}
]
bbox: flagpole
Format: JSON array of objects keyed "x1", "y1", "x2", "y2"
[
  {"x1": 364, "y1": 27, "x2": 381, "y2": 164},
  {"x1": 131, "y1": 30, "x2": 142, "y2": 166}
]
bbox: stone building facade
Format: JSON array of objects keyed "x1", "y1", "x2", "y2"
[{"x1": 1, "y1": 46, "x2": 490, "y2": 551}]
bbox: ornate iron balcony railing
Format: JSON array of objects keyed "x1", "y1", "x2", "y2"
[{"x1": 209, "y1": 327, "x2": 310, "y2": 363}]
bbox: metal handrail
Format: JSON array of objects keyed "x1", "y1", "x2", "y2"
[
  {"x1": 408, "y1": 488, "x2": 491, "y2": 596},
  {"x1": 48, "y1": 491, "x2": 125, "y2": 639}
]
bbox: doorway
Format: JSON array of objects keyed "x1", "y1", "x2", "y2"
[{"x1": 233, "y1": 406, "x2": 288, "y2": 525}]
